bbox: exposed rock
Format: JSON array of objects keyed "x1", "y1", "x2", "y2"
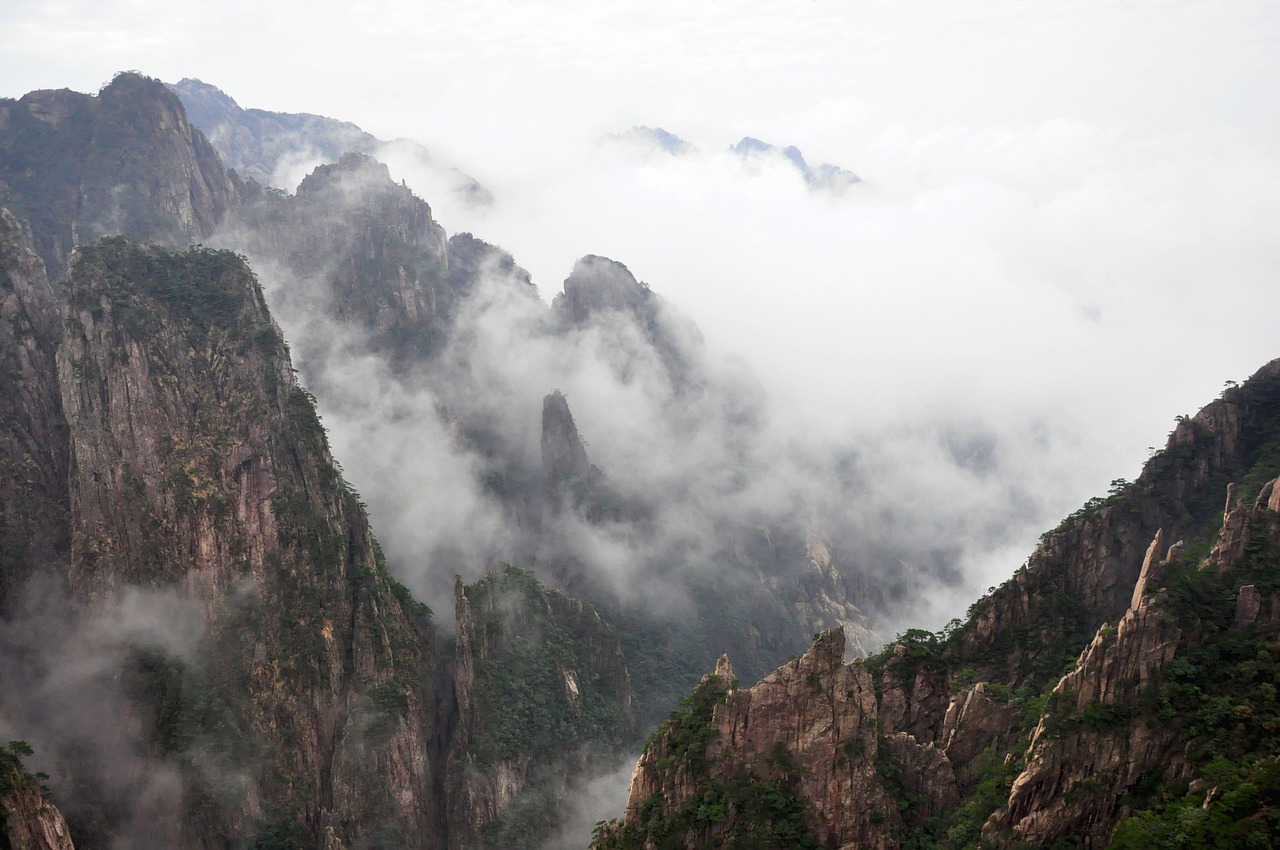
[
  {"x1": 0, "y1": 73, "x2": 238, "y2": 280},
  {"x1": 52, "y1": 237, "x2": 446, "y2": 848},
  {"x1": 938, "y1": 683, "x2": 1024, "y2": 786},
  {"x1": 598, "y1": 629, "x2": 952, "y2": 850},
  {"x1": 541, "y1": 390, "x2": 594, "y2": 512},
  {"x1": 0, "y1": 767, "x2": 75, "y2": 850},
  {"x1": 0, "y1": 208, "x2": 69, "y2": 605},
  {"x1": 957, "y1": 359, "x2": 1280, "y2": 690}
]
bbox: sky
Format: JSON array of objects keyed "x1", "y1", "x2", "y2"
[{"x1": 4, "y1": 0, "x2": 1280, "y2": 621}]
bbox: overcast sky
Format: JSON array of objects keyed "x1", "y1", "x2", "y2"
[{"x1": 4, "y1": 0, "x2": 1280, "y2": 614}]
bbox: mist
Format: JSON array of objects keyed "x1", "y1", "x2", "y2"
[
  {"x1": 361, "y1": 115, "x2": 1280, "y2": 627},
  {"x1": 0, "y1": 580, "x2": 213, "y2": 849}
]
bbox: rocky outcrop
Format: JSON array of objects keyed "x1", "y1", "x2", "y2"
[
  {"x1": 986, "y1": 477, "x2": 1280, "y2": 848},
  {"x1": 0, "y1": 764, "x2": 75, "y2": 850},
  {"x1": 552, "y1": 255, "x2": 702, "y2": 385},
  {"x1": 447, "y1": 565, "x2": 635, "y2": 849},
  {"x1": 0, "y1": 73, "x2": 239, "y2": 280},
  {"x1": 541, "y1": 390, "x2": 594, "y2": 512},
  {"x1": 227, "y1": 152, "x2": 452, "y2": 366},
  {"x1": 956, "y1": 359, "x2": 1280, "y2": 691},
  {"x1": 990, "y1": 585, "x2": 1183, "y2": 844},
  {"x1": 596, "y1": 629, "x2": 956, "y2": 850}
]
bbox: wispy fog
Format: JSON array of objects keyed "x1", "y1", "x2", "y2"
[{"x1": 350, "y1": 116, "x2": 1280, "y2": 632}]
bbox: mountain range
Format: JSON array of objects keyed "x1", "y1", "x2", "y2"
[{"x1": 0, "y1": 71, "x2": 1275, "y2": 850}]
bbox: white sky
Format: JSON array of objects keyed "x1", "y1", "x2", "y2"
[{"x1": 4, "y1": 0, "x2": 1280, "y2": 615}]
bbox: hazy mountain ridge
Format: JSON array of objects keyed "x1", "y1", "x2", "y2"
[{"x1": 167, "y1": 77, "x2": 493, "y2": 207}]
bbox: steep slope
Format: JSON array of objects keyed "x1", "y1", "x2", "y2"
[
  {"x1": 19, "y1": 236, "x2": 446, "y2": 850},
  {"x1": 447, "y1": 565, "x2": 636, "y2": 849},
  {"x1": 594, "y1": 359, "x2": 1280, "y2": 850},
  {"x1": 0, "y1": 209, "x2": 68, "y2": 606},
  {"x1": 0, "y1": 744, "x2": 74, "y2": 850},
  {"x1": 0, "y1": 73, "x2": 238, "y2": 281},
  {"x1": 225, "y1": 152, "x2": 525, "y2": 370}
]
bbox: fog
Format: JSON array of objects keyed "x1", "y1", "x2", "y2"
[
  {"x1": 4, "y1": 3, "x2": 1278, "y2": 636},
  {"x1": 0, "y1": 581, "x2": 212, "y2": 849},
  {"x1": 239, "y1": 113, "x2": 1276, "y2": 638}
]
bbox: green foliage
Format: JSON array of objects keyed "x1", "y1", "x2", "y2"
[
  {"x1": 592, "y1": 774, "x2": 821, "y2": 850},
  {"x1": 0, "y1": 740, "x2": 46, "y2": 799},
  {"x1": 467, "y1": 565, "x2": 626, "y2": 767},
  {"x1": 70, "y1": 239, "x2": 264, "y2": 343},
  {"x1": 940, "y1": 747, "x2": 1027, "y2": 850},
  {"x1": 1109, "y1": 757, "x2": 1280, "y2": 849}
]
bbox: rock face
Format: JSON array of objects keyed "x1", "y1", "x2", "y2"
[
  {"x1": 446, "y1": 565, "x2": 636, "y2": 849},
  {"x1": 0, "y1": 760, "x2": 75, "y2": 850},
  {"x1": 597, "y1": 629, "x2": 954, "y2": 850},
  {"x1": 227, "y1": 151, "x2": 455, "y2": 368},
  {"x1": 956, "y1": 360, "x2": 1280, "y2": 691},
  {"x1": 1, "y1": 232, "x2": 448, "y2": 849},
  {"x1": 0, "y1": 73, "x2": 238, "y2": 280},
  {"x1": 0, "y1": 209, "x2": 68, "y2": 605}
]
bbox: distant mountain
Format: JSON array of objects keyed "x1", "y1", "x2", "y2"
[
  {"x1": 167, "y1": 78, "x2": 493, "y2": 206},
  {"x1": 730, "y1": 135, "x2": 862, "y2": 191},
  {"x1": 604, "y1": 125, "x2": 694, "y2": 155}
]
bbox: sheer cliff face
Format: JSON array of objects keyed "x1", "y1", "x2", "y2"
[
  {"x1": 0, "y1": 209, "x2": 68, "y2": 605},
  {"x1": 0, "y1": 73, "x2": 238, "y2": 281},
  {"x1": 7, "y1": 234, "x2": 448, "y2": 850}
]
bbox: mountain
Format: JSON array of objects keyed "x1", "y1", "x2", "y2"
[
  {"x1": 2, "y1": 70, "x2": 1275, "y2": 850},
  {"x1": 603, "y1": 126, "x2": 693, "y2": 155},
  {"x1": 591, "y1": 361, "x2": 1280, "y2": 849},
  {"x1": 166, "y1": 78, "x2": 492, "y2": 206},
  {"x1": 0, "y1": 72, "x2": 239, "y2": 281},
  {"x1": 729, "y1": 136, "x2": 861, "y2": 192}
]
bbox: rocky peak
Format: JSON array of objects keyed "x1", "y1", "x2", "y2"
[
  {"x1": 226, "y1": 152, "x2": 453, "y2": 367},
  {"x1": 554, "y1": 255, "x2": 649, "y2": 326},
  {"x1": 0, "y1": 72, "x2": 238, "y2": 280},
  {"x1": 541, "y1": 390, "x2": 592, "y2": 511},
  {"x1": 596, "y1": 628, "x2": 956, "y2": 850}
]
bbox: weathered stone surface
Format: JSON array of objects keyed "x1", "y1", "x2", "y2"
[
  {"x1": 938, "y1": 683, "x2": 1023, "y2": 786},
  {"x1": 0, "y1": 73, "x2": 239, "y2": 280},
  {"x1": 0, "y1": 772, "x2": 75, "y2": 850},
  {"x1": 607, "y1": 629, "x2": 949, "y2": 850},
  {"x1": 53, "y1": 238, "x2": 445, "y2": 849},
  {"x1": 0, "y1": 208, "x2": 69, "y2": 605}
]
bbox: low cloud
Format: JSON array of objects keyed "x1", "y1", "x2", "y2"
[{"x1": 0, "y1": 578, "x2": 211, "y2": 849}]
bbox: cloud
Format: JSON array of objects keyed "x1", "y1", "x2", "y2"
[
  {"x1": 359, "y1": 113, "x2": 1280, "y2": 637},
  {"x1": 0, "y1": 578, "x2": 211, "y2": 849}
]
